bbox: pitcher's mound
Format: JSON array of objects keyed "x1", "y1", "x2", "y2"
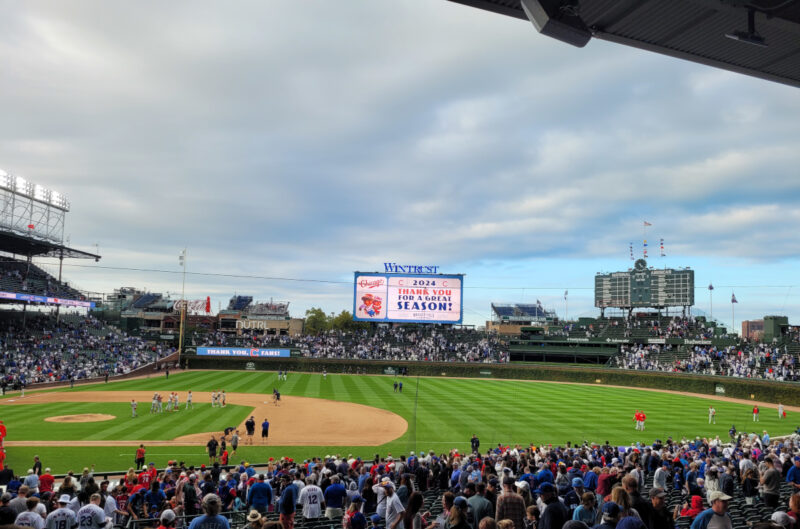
[{"x1": 45, "y1": 414, "x2": 116, "y2": 423}]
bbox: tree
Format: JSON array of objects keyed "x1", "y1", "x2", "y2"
[
  {"x1": 304, "y1": 307, "x2": 329, "y2": 335},
  {"x1": 330, "y1": 310, "x2": 369, "y2": 332}
]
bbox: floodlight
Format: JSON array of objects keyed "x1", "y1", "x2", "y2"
[
  {"x1": 520, "y1": 0, "x2": 592, "y2": 48},
  {"x1": 34, "y1": 184, "x2": 50, "y2": 202},
  {"x1": 725, "y1": 9, "x2": 768, "y2": 47},
  {"x1": 0, "y1": 169, "x2": 10, "y2": 190},
  {"x1": 15, "y1": 175, "x2": 33, "y2": 196}
]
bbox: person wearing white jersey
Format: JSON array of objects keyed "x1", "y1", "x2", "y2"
[
  {"x1": 298, "y1": 477, "x2": 325, "y2": 519},
  {"x1": 77, "y1": 494, "x2": 111, "y2": 529},
  {"x1": 14, "y1": 497, "x2": 44, "y2": 529},
  {"x1": 46, "y1": 495, "x2": 79, "y2": 529}
]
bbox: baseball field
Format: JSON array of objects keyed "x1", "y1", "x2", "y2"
[{"x1": 0, "y1": 370, "x2": 795, "y2": 473}]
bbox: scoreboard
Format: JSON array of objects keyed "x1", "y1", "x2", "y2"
[{"x1": 595, "y1": 259, "x2": 694, "y2": 309}]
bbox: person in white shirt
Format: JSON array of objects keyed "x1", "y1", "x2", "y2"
[
  {"x1": 77, "y1": 494, "x2": 111, "y2": 529},
  {"x1": 298, "y1": 477, "x2": 325, "y2": 519},
  {"x1": 15, "y1": 498, "x2": 45, "y2": 529},
  {"x1": 46, "y1": 495, "x2": 79, "y2": 529},
  {"x1": 383, "y1": 483, "x2": 405, "y2": 529}
]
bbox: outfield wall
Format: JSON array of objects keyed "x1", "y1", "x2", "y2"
[{"x1": 182, "y1": 354, "x2": 800, "y2": 406}]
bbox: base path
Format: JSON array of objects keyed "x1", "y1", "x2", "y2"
[{"x1": 1, "y1": 391, "x2": 407, "y2": 447}]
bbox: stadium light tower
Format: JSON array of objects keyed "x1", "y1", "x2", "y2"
[
  {"x1": 178, "y1": 249, "x2": 187, "y2": 360},
  {"x1": 0, "y1": 168, "x2": 70, "y2": 243}
]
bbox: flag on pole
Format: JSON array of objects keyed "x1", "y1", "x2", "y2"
[
  {"x1": 629, "y1": 242, "x2": 634, "y2": 260},
  {"x1": 731, "y1": 293, "x2": 738, "y2": 303},
  {"x1": 27, "y1": 224, "x2": 35, "y2": 230},
  {"x1": 644, "y1": 221, "x2": 652, "y2": 226},
  {"x1": 536, "y1": 299, "x2": 542, "y2": 306},
  {"x1": 205, "y1": 296, "x2": 211, "y2": 313},
  {"x1": 708, "y1": 283, "x2": 714, "y2": 291},
  {"x1": 564, "y1": 290, "x2": 568, "y2": 299},
  {"x1": 660, "y1": 238, "x2": 665, "y2": 257},
  {"x1": 178, "y1": 250, "x2": 185, "y2": 267}
]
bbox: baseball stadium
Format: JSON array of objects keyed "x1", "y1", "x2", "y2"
[{"x1": 3, "y1": 3, "x2": 800, "y2": 529}]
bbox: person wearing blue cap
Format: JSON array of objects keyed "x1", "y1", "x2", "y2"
[
  {"x1": 344, "y1": 496, "x2": 366, "y2": 529},
  {"x1": 595, "y1": 502, "x2": 621, "y2": 529},
  {"x1": 536, "y1": 483, "x2": 568, "y2": 529},
  {"x1": 370, "y1": 514, "x2": 383, "y2": 529},
  {"x1": 564, "y1": 478, "x2": 585, "y2": 514}
]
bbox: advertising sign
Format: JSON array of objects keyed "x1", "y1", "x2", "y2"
[
  {"x1": 353, "y1": 272, "x2": 463, "y2": 324},
  {"x1": 196, "y1": 347, "x2": 291, "y2": 358},
  {"x1": 0, "y1": 290, "x2": 95, "y2": 308}
]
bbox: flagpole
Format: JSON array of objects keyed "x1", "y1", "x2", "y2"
[
  {"x1": 178, "y1": 249, "x2": 187, "y2": 363},
  {"x1": 732, "y1": 295, "x2": 735, "y2": 336}
]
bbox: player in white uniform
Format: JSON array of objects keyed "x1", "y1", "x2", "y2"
[
  {"x1": 186, "y1": 391, "x2": 193, "y2": 410},
  {"x1": 779, "y1": 402, "x2": 785, "y2": 419},
  {"x1": 46, "y1": 495, "x2": 79, "y2": 529},
  {"x1": 298, "y1": 477, "x2": 325, "y2": 519},
  {"x1": 77, "y1": 494, "x2": 111, "y2": 529},
  {"x1": 131, "y1": 400, "x2": 137, "y2": 418},
  {"x1": 211, "y1": 391, "x2": 217, "y2": 407},
  {"x1": 173, "y1": 392, "x2": 180, "y2": 411},
  {"x1": 150, "y1": 393, "x2": 158, "y2": 414},
  {"x1": 708, "y1": 406, "x2": 716, "y2": 424}
]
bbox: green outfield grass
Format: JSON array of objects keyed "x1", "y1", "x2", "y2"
[
  {"x1": 1, "y1": 370, "x2": 794, "y2": 473},
  {"x1": 0, "y1": 402, "x2": 249, "y2": 440}
]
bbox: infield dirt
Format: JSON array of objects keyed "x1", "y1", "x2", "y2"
[{"x1": 1, "y1": 391, "x2": 407, "y2": 447}]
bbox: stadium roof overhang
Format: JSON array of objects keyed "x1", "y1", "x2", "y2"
[
  {"x1": 446, "y1": 0, "x2": 800, "y2": 89},
  {"x1": 0, "y1": 230, "x2": 100, "y2": 260}
]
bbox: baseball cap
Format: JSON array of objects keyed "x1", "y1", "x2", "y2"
[
  {"x1": 453, "y1": 496, "x2": 468, "y2": 510},
  {"x1": 351, "y1": 496, "x2": 364, "y2": 503},
  {"x1": 488, "y1": 478, "x2": 499, "y2": 486},
  {"x1": 161, "y1": 510, "x2": 177, "y2": 524},
  {"x1": 771, "y1": 511, "x2": 794, "y2": 529},
  {"x1": 58, "y1": 494, "x2": 71, "y2": 504},
  {"x1": 535, "y1": 483, "x2": 555, "y2": 494},
  {"x1": 515, "y1": 481, "x2": 530, "y2": 491},
  {"x1": 572, "y1": 477, "x2": 583, "y2": 487},
  {"x1": 1, "y1": 493, "x2": 12, "y2": 502},
  {"x1": 371, "y1": 514, "x2": 382, "y2": 524},
  {"x1": 617, "y1": 517, "x2": 647, "y2": 529},
  {"x1": 602, "y1": 502, "x2": 621, "y2": 516},
  {"x1": 708, "y1": 491, "x2": 732, "y2": 502},
  {"x1": 649, "y1": 488, "x2": 667, "y2": 499}
]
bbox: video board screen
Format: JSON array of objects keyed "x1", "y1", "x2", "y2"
[{"x1": 353, "y1": 272, "x2": 463, "y2": 324}]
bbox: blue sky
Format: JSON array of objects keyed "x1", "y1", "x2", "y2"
[{"x1": 1, "y1": 1, "x2": 799, "y2": 331}]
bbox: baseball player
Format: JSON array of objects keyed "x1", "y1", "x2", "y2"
[
  {"x1": 156, "y1": 394, "x2": 163, "y2": 413},
  {"x1": 221, "y1": 391, "x2": 226, "y2": 408},
  {"x1": 77, "y1": 493, "x2": 111, "y2": 529},
  {"x1": 753, "y1": 405, "x2": 760, "y2": 422},
  {"x1": 323, "y1": 368, "x2": 327, "y2": 381},
  {"x1": 173, "y1": 392, "x2": 179, "y2": 411},
  {"x1": 186, "y1": 391, "x2": 193, "y2": 410},
  {"x1": 779, "y1": 402, "x2": 785, "y2": 419},
  {"x1": 708, "y1": 406, "x2": 716, "y2": 424},
  {"x1": 165, "y1": 394, "x2": 173, "y2": 412},
  {"x1": 45, "y1": 494, "x2": 78, "y2": 529},
  {"x1": 211, "y1": 391, "x2": 218, "y2": 408},
  {"x1": 150, "y1": 393, "x2": 158, "y2": 414},
  {"x1": 131, "y1": 400, "x2": 137, "y2": 418}
]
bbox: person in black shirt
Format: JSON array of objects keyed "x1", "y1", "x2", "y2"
[
  {"x1": 245, "y1": 417, "x2": 256, "y2": 445},
  {"x1": 207, "y1": 436, "x2": 219, "y2": 464},
  {"x1": 0, "y1": 493, "x2": 16, "y2": 525},
  {"x1": 471, "y1": 435, "x2": 480, "y2": 454}
]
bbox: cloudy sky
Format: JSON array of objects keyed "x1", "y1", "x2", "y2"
[{"x1": 2, "y1": 1, "x2": 799, "y2": 330}]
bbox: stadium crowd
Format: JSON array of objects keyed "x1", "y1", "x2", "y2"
[
  {"x1": 2, "y1": 429, "x2": 800, "y2": 529},
  {"x1": 615, "y1": 343, "x2": 799, "y2": 382},
  {"x1": 197, "y1": 328, "x2": 508, "y2": 363},
  {"x1": 0, "y1": 314, "x2": 175, "y2": 389}
]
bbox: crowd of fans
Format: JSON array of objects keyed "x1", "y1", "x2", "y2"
[
  {"x1": 3, "y1": 430, "x2": 800, "y2": 529},
  {"x1": 0, "y1": 314, "x2": 175, "y2": 390},
  {"x1": 197, "y1": 328, "x2": 508, "y2": 364},
  {"x1": 614, "y1": 343, "x2": 799, "y2": 382}
]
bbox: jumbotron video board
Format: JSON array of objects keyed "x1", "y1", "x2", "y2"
[
  {"x1": 353, "y1": 272, "x2": 463, "y2": 324},
  {"x1": 595, "y1": 259, "x2": 694, "y2": 309}
]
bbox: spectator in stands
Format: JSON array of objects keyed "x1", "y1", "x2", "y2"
[
  {"x1": 689, "y1": 491, "x2": 732, "y2": 529},
  {"x1": 278, "y1": 475, "x2": 298, "y2": 529},
  {"x1": 448, "y1": 497, "x2": 470, "y2": 529},
  {"x1": 596, "y1": 502, "x2": 621, "y2": 529},
  {"x1": 247, "y1": 475, "x2": 272, "y2": 515},
  {"x1": 536, "y1": 483, "x2": 568, "y2": 529},
  {"x1": 188, "y1": 493, "x2": 229, "y2": 529},
  {"x1": 496, "y1": 477, "x2": 526, "y2": 529},
  {"x1": 324, "y1": 475, "x2": 347, "y2": 519},
  {"x1": 647, "y1": 488, "x2": 673, "y2": 529}
]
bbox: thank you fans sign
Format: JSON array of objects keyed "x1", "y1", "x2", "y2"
[{"x1": 353, "y1": 272, "x2": 463, "y2": 324}]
